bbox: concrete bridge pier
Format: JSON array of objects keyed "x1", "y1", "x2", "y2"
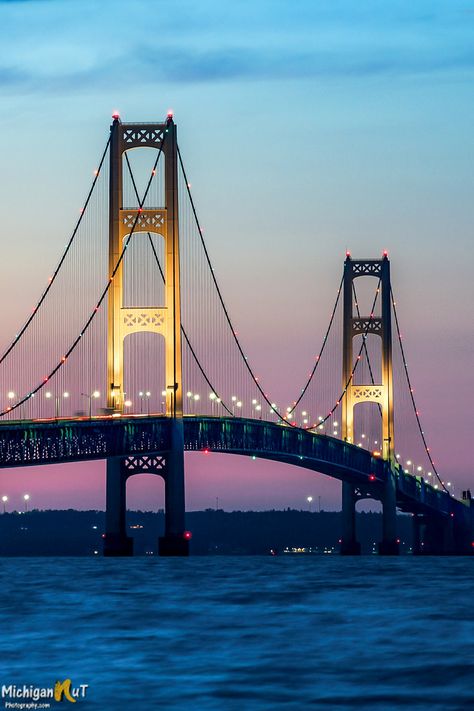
[
  {"x1": 378, "y1": 471, "x2": 399, "y2": 555},
  {"x1": 340, "y1": 482, "x2": 361, "y2": 555},
  {"x1": 104, "y1": 456, "x2": 133, "y2": 556},
  {"x1": 159, "y1": 418, "x2": 189, "y2": 557}
]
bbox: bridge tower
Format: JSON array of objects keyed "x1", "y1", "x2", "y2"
[
  {"x1": 104, "y1": 114, "x2": 188, "y2": 556},
  {"x1": 340, "y1": 255, "x2": 398, "y2": 555}
]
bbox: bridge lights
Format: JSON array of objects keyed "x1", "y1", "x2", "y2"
[
  {"x1": 112, "y1": 111, "x2": 120, "y2": 120},
  {"x1": 209, "y1": 392, "x2": 217, "y2": 416},
  {"x1": 252, "y1": 400, "x2": 262, "y2": 419},
  {"x1": 7, "y1": 391, "x2": 15, "y2": 400},
  {"x1": 1, "y1": 495, "x2": 7, "y2": 513},
  {"x1": 45, "y1": 391, "x2": 70, "y2": 418},
  {"x1": 82, "y1": 391, "x2": 100, "y2": 419},
  {"x1": 137, "y1": 391, "x2": 151, "y2": 415}
]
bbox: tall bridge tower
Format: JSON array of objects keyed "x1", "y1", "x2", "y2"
[
  {"x1": 104, "y1": 115, "x2": 187, "y2": 556},
  {"x1": 341, "y1": 255, "x2": 398, "y2": 555}
]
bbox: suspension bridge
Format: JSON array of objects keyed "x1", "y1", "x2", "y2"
[{"x1": 0, "y1": 113, "x2": 472, "y2": 556}]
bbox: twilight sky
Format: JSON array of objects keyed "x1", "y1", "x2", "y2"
[{"x1": 0, "y1": 0, "x2": 473, "y2": 512}]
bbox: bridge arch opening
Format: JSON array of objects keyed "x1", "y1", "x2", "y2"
[
  {"x1": 354, "y1": 495, "x2": 382, "y2": 554},
  {"x1": 184, "y1": 451, "x2": 341, "y2": 512},
  {"x1": 122, "y1": 146, "x2": 165, "y2": 207},
  {"x1": 122, "y1": 229, "x2": 166, "y2": 307},
  {"x1": 123, "y1": 333, "x2": 166, "y2": 416},
  {"x1": 125, "y1": 472, "x2": 165, "y2": 555},
  {"x1": 351, "y1": 401, "x2": 383, "y2": 455}
]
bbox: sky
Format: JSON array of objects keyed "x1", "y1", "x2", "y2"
[{"x1": 0, "y1": 0, "x2": 473, "y2": 513}]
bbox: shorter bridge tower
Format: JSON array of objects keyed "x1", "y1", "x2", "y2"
[
  {"x1": 104, "y1": 115, "x2": 187, "y2": 557},
  {"x1": 340, "y1": 255, "x2": 398, "y2": 555}
]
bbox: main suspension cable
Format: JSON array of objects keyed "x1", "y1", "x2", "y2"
[
  {"x1": 0, "y1": 118, "x2": 170, "y2": 417},
  {"x1": 0, "y1": 134, "x2": 111, "y2": 366},
  {"x1": 352, "y1": 281, "x2": 382, "y2": 417},
  {"x1": 391, "y1": 288, "x2": 449, "y2": 494},
  {"x1": 178, "y1": 145, "x2": 351, "y2": 427},
  {"x1": 289, "y1": 275, "x2": 343, "y2": 413},
  {"x1": 123, "y1": 152, "x2": 233, "y2": 418},
  {"x1": 303, "y1": 280, "x2": 382, "y2": 432}
]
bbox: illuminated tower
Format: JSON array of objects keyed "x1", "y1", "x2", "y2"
[
  {"x1": 104, "y1": 114, "x2": 187, "y2": 557},
  {"x1": 107, "y1": 114, "x2": 182, "y2": 417},
  {"x1": 341, "y1": 254, "x2": 398, "y2": 555}
]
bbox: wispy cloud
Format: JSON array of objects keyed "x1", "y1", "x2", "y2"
[{"x1": 0, "y1": 0, "x2": 473, "y2": 94}]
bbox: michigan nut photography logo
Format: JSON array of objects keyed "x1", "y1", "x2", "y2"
[{"x1": 2, "y1": 679, "x2": 88, "y2": 708}]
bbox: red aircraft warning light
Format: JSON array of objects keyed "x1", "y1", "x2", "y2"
[{"x1": 183, "y1": 531, "x2": 192, "y2": 541}]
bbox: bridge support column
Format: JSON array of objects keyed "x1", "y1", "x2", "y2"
[
  {"x1": 159, "y1": 418, "x2": 189, "y2": 556},
  {"x1": 378, "y1": 470, "x2": 399, "y2": 555},
  {"x1": 104, "y1": 456, "x2": 133, "y2": 556},
  {"x1": 340, "y1": 482, "x2": 361, "y2": 555}
]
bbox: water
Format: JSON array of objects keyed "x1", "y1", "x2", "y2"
[{"x1": 0, "y1": 557, "x2": 473, "y2": 710}]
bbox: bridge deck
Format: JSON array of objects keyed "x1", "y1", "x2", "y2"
[{"x1": 0, "y1": 415, "x2": 469, "y2": 523}]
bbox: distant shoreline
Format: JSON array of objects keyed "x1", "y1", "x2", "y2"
[{"x1": 0, "y1": 509, "x2": 414, "y2": 556}]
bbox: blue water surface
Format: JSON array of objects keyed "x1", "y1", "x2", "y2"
[{"x1": 0, "y1": 557, "x2": 473, "y2": 710}]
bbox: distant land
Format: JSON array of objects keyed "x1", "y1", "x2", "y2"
[{"x1": 0, "y1": 510, "x2": 414, "y2": 556}]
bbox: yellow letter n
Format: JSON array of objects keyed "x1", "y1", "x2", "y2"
[{"x1": 54, "y1": 679, "x2": 77, "y2": 703}]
